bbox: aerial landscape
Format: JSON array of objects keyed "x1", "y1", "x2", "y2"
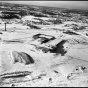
[{"x1": 0, "y1": 1, "x2": 88, "y2": 87}]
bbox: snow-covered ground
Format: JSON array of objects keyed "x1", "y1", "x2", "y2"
[{"x1": 0, "y1": 14, "x2": 88, "y2": 87}]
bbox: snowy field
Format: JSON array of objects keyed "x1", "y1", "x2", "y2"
[{"x1": 0, "y1": 3, "x2": 88, "y2": 87}]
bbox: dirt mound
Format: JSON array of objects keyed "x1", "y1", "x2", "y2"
[
  {"x1": 12, "y1": 51, "x2": 34, "y2": 65},
  {"x1": 35, "y1": 40, "x2": 67, "y2": 56},
  {"x1": 33, "y1": 33, "x2": 55, "y2": 44}
]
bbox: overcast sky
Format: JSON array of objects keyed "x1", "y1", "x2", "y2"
[{"x1": 0, "y1": 1, "x2": 88, "y2": 10}]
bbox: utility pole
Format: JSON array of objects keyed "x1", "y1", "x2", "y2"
[{"x1": 4, "y1": 23, "x2": 6, "y2": 31}]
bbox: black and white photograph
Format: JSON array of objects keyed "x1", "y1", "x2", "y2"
[{"x1": 0, "y1": 0, "x2": 88, "y2": 87}]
